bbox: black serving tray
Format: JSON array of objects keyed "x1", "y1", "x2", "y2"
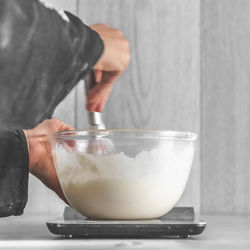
[{"x1": 47, "y1": 207, "x2": 206, "y2": 239}]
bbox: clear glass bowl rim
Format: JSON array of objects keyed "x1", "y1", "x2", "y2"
[{"x1": 50, "y1": 129, "x2": 198, "y2": 141}]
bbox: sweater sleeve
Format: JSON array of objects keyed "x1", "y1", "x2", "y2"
[
  {"x1": 0, "y1": 0, "x2": 104, "y2": 129},
  {"x1": 0, "y1": 130, "x2": 29, "y2": 217}
]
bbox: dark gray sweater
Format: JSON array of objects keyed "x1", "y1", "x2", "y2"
[{"x1": 0, "y1": 0, "x2": 103, "y2": 217}]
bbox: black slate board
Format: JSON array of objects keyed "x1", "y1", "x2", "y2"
[{"x1": 47, "y1": 207, "x2": 206, "y2": 238}]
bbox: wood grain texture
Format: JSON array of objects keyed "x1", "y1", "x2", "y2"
[
  {"x1": 78, "y1": 0, "x2": 201, "y2": 212},
  {"x1": 25, "y1": 0, "x2": 78, "y2": 215},
  {"x1": 202, "y1": 0, "x2": 250, "y2": 214}
]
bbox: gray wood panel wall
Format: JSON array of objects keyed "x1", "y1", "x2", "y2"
[
  {"x1": 26, "y1": 0, "x2": 201, "y2": 215},
  {"x1": 202, "y1": 0, "x2": 250, "y2": 214}
]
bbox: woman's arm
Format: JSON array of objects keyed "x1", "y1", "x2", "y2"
[
  {"x1": 0, "y1": 0, "x2": 104, "y2": 129},
  {"x1": 0, "y1": 119, "x2": 74, "y2": 217},
  {"x1": 0, "y1": 0, "x2": 130, "y2": 217}
]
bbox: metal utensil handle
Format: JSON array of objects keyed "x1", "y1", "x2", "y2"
[{"x1": 84, "y1": 71, "x2": 106, "y2": 130}]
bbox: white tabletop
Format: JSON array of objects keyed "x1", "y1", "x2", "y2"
[{"x1": 0, "y1": 214, "x2": 250, "y2": 249}]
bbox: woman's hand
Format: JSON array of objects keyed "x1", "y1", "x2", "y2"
[
  {"x1": 88, "y1": 23, "x2": 131, "y2": 112},
  {"x1": 24, "y1": 118, "x2": 74, "y2": 204}
]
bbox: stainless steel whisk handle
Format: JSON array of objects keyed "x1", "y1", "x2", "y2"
[
  {"x1": 84, "y1": 71, "x2": 106, "y2": 130},
  {"x1": 87, "y1": 112, "x2": 106, "y2": 130}
]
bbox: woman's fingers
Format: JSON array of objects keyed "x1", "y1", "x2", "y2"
[
  {"x1": 86, "y1": 71, "x2": 119, "y2": 112},
  {"x1": 95, "y1": 70, "x2": 103, "y2": 83}
]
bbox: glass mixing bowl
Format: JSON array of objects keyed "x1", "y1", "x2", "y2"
[{"x1": 49, "y1": 130, "x2": 197, "y2": 220}]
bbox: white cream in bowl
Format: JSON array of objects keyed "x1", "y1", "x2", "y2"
[{"x1": 53, "y1": 142, "x2": 195, "y2": 220}]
